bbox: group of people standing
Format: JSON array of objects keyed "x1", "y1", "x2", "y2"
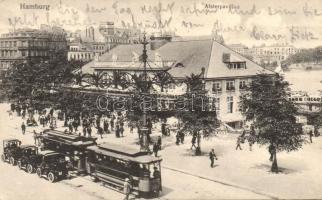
[
  {"x1": 235, "y1": 125, "x2": 257, "y2": 151},
  {"x1": 19, "y1": 106, "x2": 56, "y2": 135},
  {"x1": 64, "y1": 113, "x2": 127, "y2": 139},
  {"x1": 175, "y1": 130, "x2": 185, "y2": 145}
]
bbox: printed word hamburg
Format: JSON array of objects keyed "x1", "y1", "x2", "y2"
[{"x1": 20, "y1": 3, "x2": 50, "y2": 11}]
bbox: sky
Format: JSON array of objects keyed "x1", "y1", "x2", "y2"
[{"x1": 1, "y1": 0, "x2": 322, "y2": 48}]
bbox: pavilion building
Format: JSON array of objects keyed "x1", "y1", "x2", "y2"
[{"x1": 79, "y1": 36, "x2": 274, "y2": 129}]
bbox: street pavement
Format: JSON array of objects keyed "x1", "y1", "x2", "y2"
[
  {"x1": 2, "y1": 103, "x2": 322, "y2": 199},
  {"x1": 0, "y1": 103, "x2": 268, "y2": 200}
]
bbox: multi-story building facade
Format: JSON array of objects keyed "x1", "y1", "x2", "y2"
[
  {"x1": 228, "y1": 43, "x2": 298, "y2": 65},
  {"x1": 228, "y1": 43, "x2": 249, "y2": 56},
  {"x1": 99, "y1": 22, "x2": 141, "y2": 51},
  {"x1": 68, "y1": 41, "x2": 95, "y2": 61},
  {"x1": 67, "y1": 23, "x2": 142, "y2": 62},
  {"x1": 0, "y1": 25, "x2": 67, "y2": 71},
  {"x1": 79, "y1": 36, "x2": 274, "y2": 129},
  {"x1": 67, "y1": 26, "x2": 108, "y2": 61},
  {"x1": 249, "y1": 43, "x2": 298, "y2": 63}
]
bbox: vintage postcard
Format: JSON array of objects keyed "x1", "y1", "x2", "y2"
[{"x1": 0, "y1": 0, "x2": 322, "y2": 199}]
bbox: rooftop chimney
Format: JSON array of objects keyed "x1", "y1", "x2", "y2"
[{"x1": 222, "y1": 53, "x2": 231, "y2": 63}]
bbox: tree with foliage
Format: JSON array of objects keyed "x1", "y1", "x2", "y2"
[
  {"x1": 2, "y1": 51, "x2": 74, "y2": 102},
  {"x1": 91, "y1": 72, "x2": 104, "y2": 88},
  {"x1": 68, "y1": 59, "x2": 89, "y2": 70},
  {"x1": 307, "y1": 99, "x2": 322, "y2": 134},
  {"x1": 260, "y1": 60, "x2": 278, "y2": 71},
  {"x1": 177, "y1": 68, "x2": 218, "y2": 155},
  {"x1": 283, "y1": 46, "x2": 322, "y2": 65},
  {"x1": 240, "y1": 73, "x2": 305, "y2": 173},
  {"x1": 73, "y1": 71, "x2": 86, "y2": 86},
  {"x1": 184, "y1": 72, "x2": 204, "y2": 93},
  {"x1": 152, "y1": 71, "x2": 175, "y2": 92}
]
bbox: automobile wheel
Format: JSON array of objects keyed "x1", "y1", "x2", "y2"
[
  {"x1": 27, "y1": 164, "x2": 34, "y2": 173},
  {"x1": 36, "y1": 168, "x2": 42, "y2": 177},
  {"x1": 9, "y1": 157, "x2": 15, "y2": 165},
  {"x1": 1, "y1": 154, "x2": 5, "y2": 162},
  {"x1": 48, "y1": 172, "x2": 56, "y2": 183},
  {"x1": 17, "y1": 161, "x2": 23, "y2": 169}
]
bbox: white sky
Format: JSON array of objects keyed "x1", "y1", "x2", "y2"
[{"x1": 1, "y1": 0, "x2": 322, "y2": 48}]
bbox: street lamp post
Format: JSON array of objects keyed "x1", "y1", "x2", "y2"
[{"x1": 139, "y1": 33, "x2": 151, "y2": 153}]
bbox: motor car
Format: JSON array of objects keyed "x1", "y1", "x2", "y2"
[
  {"x1": 1, "y1": 139, "x2": 22, "y2": 165},
  {"x1": 16, "y1": 145, "x2": 40, "y2": 173},
  {"x1": 35, "y1": 151, "x2": 69, "y2": 183}
]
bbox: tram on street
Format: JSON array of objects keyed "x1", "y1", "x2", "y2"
[
  {"x1": 86, "y1": 142, "x2": 162, "y2": 198},
  {"x1": 39, "y1": 129, "x2": 97, "y2": 174}
]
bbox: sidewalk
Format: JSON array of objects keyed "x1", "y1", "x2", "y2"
[{"x1": 159, "y1": 134, "x2": 322, "y2": 199}]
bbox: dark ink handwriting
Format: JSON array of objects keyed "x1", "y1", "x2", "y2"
[
  {"x1": 268, "y1": 7, "x2": 296, "y2": 15},
  {"x1": 212, "y1": 19, "x2": 245, "y2": 33},
  {"x1": 228, "y1": 4, "x2": 261, "y2": 15},
  {"x1": 141, "y1": 2, "x2": 175, "y2": 15},
  {"x1": 112, "y1": 1, "x2": 133, "y2": 16},
  {"x1": 250, "y1": 25, "x2": 286, "y2": 40},
  {"x1": 289, "y1": 26, "x2": 319, "y2": 42},
  {"x1": 303, "y1": 2, "x2": 322, "y2": 16},
  {"x1": 86, "y1": 3, "x2": 106, "y2": 13},
  {"x1": 182, "y1": 20, "x2": 204, "y2": 29},
  {"x1": 56, "y1": 0, "x2": 79, "y2": 15},
  {"x1": 121, "y1": 14, "x2": 172, "y2": 30},
  {"x1": 8, "y1": 13, "x2": 39, "y2": 28},
  {"x1": 180, "y1": 3, "x2": 219, "y2": 16}
]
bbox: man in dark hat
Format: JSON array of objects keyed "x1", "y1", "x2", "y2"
[
  {"x1": 21, "y1": 122, "x2": 26, "y2": 135},
  {"x1": 123, "y1": 178, "x2": 132, "y2": 200},
  {"x1": 209, "y1": 148, "x2": 218, "y2": 168}
]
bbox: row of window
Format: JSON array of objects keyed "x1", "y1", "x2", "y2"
[
  {"x1": 93, "y1": 45, "x2": 105, "y2": 50},
  {"x1": 213, "y1": 97, "x2": 234, "y2": 113},
  {"x1": 69, "y1": 47, "x2": 79, "y2": 51},
  {"x1": 106, "y1": 37, "x2": 132, "y2": 44},
  {"x1": 0, "y1": 61, "x2": 12, "y2": 69},
  {"x1": 0, "y1": 40, "x2": 49, "y2": 48},
  {"x1": 212, "y1": 80, "x2": 248, "y2": 92},
  {"x1": 0, "y1": 50, "x2": 18, "y2": 57},
  {"x1": 68, "y1": 52, "x2": 93, "y2": 60},
  {"x1": 227, "y1": 62, "x2": 246, "y2": 69},
  {"x1": 70, "y1": 46, "x2": 106, "y2": 52},
  {"x1": 164, "y1": 80, "x2": 248, "y2": 93},
  {"x1": 0, "y1": 50, "x2": 49, "y2": 57}
]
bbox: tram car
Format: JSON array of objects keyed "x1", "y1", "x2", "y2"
[
  {"x1": 2, "y1": 135, "x2": 163, "y2": 197},
  {"x1": 39, "y1": 130, "x2": 97, "y2": 174},
  {"x1": 86, "y1": 142, "x2": 162, "y2": 198}
]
